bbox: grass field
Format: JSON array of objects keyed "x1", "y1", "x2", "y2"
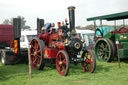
[{"x1": 0, "y1": 60, "x2": 128, "y2": 85}]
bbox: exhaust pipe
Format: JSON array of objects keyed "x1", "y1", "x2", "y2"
[
  {"x1": 13, "y1": 18, "x2": 21, "y2": 39},
  {"x1": 37, "y1": 18, "x2": 44, "y2": 35},
  {"x1": 68, "y1": 6, "x2": 76, "y2": 34}
]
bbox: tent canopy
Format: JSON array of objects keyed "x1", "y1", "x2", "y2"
[{"x1": 87, "y1": 11, "x2": 128, "y2": 21}]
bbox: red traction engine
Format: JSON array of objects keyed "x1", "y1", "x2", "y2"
[{"x1": 30, "y1": 6, "x2": 96, "y2": 76}]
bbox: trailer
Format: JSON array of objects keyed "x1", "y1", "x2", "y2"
[
  {"x1": 87, "y1": 11, "x2": 128, "y2": 62},
  {"x1": 0, "y1": 18, "x2": 29, "y2": 65}
]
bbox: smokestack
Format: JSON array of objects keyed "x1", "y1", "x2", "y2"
[
  {"x1": 13, "y1": 18, "x2": 21, "y2": 39},
  {"x1": 37, "y1": 18, "x2": 44, "y2": 35},
  {"x1": 68, "y1": 6, "x2": 76, "y2": 33}
]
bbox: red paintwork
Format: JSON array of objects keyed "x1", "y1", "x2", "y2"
[
  {"x1": 49, "y1": 33, "x2": 58, "y2": 45},
  {"x1": 37, "y1": 26, "x2": 66, "y2": 59},
  {"x1": 0, "y1": 24, "x2": 14, "y2": 47},
  {"x1": 38, "y1": 32, "x2": 49, "y2": 44},
  {"x1": 119, "y1": 28, "x2": 128, "y2": 33},
  {"x1": 56, "y1": 42, "x2": 65, "y2": 50},
  {"x1": 36, "y1": 25, "x2": 65, "y2": 59},
  {"x1": 108, "y1": 28, "x2": 128, "y2": 34},
  {"x1": 43, "y1": 47, "x2": 58, "y2": 59},
  {"x1": 57, "y1": 22, "x2": 61, "y2": 28},
  {"x1": 58, "y1": 30, "x2": 62, "y2": 39}
]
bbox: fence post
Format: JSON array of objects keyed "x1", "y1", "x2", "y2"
[
  {"x1": 116, "y1": 40, "x2": 120, "y2": 68},
  {"x1": 28, "y1": 43, "x2": 32, "y2": 79}
]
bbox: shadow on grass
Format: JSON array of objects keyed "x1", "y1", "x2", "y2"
[
  {"x1": 95, "y1": 64, "x2": 112, "y2": 73},
  {"x1": 120, "y1": 58, "x2": 128, "y2": 63},
  {"x1": 69, "y1": 64, "x2": 112, "y2": 76},
  {"x1": 67, "y1": 64, "x2": 88, "y2": 76}
]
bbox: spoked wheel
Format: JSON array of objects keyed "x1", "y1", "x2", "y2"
[
  {"x1": 95, "y1": 38, "x2": 114, "y2": 62},
  {"x1": 81, "y1": 49, "x2": 96, "y2": 73},
  {"x1": 106, "y1": 38, "x2": 117, "y2": 59},
  {"x1": 56, "y1": 50, "x2": 70, "y2": 76},
  {"x1": 30, "y1": 38, "x2": 45, "y2": 70}
]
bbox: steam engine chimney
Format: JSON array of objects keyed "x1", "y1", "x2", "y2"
[
  {"x1": 37, "y1": 18, "x2": 44, "y2": 35},
  {"x1": 68, "y1": 6, "x2": 76, "y2": 33}
]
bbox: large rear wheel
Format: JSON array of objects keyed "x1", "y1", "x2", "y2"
[
  {"x1": 95, "y1": 38, "x2": 114, "y2": 62},
  {"x1": 81, "y1": 49, "x2": 96, "y2": 73},
  {"x1": 56, "y1": 50, "x2": 70, "y2": 76},
  {"x1": 106, "y1": 38, "x2": 117, "y2": 59},
  {"x1": 30, "y1": 38, "x2": 45, "y2": 70}
]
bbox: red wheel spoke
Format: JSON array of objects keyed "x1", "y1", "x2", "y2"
[
  {"x1": 31, "y1": 53, "x2": 34, "y2": 56},
  {"x1": 34, "y1": 43, "x2": 37, "y2": 49},
  {"x1": 90, "y1": 64, "x2": 93, "y2": 70},
  {"x1": 61, "y1": 65, "x2": 66, "y2": 73},
  {"x1": 33, "y1": 58, "x2": 37, "y2": 64},
  {"x1": 59, "y1": 55, "x2": 62, "y2": 61},
  {"x1": 31, "y1": 48, "x2": 35, "y2": 52},
  {"x1": 36, "y1": 55, "x2": 41, "y2": 63},
  {"x1": 86, "y1": 60, "x2": 94, "y2": 63},
  {"x1": 36, "y1": 50, "x2": 41, "y2": 53},
  {"x1": 31, "y1": 43, "x2": 34, "y2": 48},
  {"x1": 62, "y1": 59, "x2": 66, "y2": 65}
]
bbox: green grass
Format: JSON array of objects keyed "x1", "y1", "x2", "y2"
[{"x1": 0, "y1": 61, "x2": 128, "y2": 85}]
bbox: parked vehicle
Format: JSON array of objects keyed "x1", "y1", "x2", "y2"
[
  {"x1": 0, "y1": 18, "x2": 35, "y2": 65},
  {"x1": 0, "y1": 25, "x2": 14, "y2": 49},
  {"x1": 29, "y1": 6, "x2": 96, "y2": 76},
  {"x1": 20, "y1": 31, "x2": 37, "y2": 50},
  {"x1": 76, "y1": 29, "x2": 95, "y2": 49},
  {"x1": 87, "y1": 11, "x2": 128, "y2": 62}
]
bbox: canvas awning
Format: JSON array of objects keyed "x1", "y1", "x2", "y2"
[{"x1": 87, "y1": 11, "x2": 128, "y2": 21}]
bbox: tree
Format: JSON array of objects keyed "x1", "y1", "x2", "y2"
[
  {"x1": 76, "y1": 24, "x2": 128, "y2": 31},
  {"x1": 2, "y1": 16, "x2": 31, "y2": 30},
  {"x1": 2, "y1": 19, "x2": 10, "y2": 24},
  {"x1": 17, "y1": 16, "x2": 31, "y2": 30}
]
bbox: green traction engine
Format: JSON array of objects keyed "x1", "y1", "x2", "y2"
[{"x1": 87, "y1": 11, "x2": 128, "y2": 62}]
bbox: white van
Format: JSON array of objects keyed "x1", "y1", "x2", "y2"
[{"x1": 20, "y1": 31, "x2": 37, "y2": 50}]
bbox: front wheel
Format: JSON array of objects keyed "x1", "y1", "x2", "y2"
[
  {"x1": 81, "y1": 49, "x2": 96, "y2": 73},
  {"x1": 1, "y1": 49, "x2": 12, "y2": 65},
  {"x1": 56, "y1": 50, "x2": 70, "y2": 76}
]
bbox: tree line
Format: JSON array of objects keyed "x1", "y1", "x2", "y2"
[{"x1": 76, "y1": 24, "x2": 128, "y2": 30}]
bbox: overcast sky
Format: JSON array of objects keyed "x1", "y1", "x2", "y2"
[{"x1": 0, "y1": 0, "x2": 128, "y2": 29}]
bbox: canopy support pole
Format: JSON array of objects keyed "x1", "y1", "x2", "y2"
[
  {"x1": 94, "y1": 21, "x2": 97, "y2": 41},
  {"x1": 100, "y1": 20, "x2": 103, "y2": 33},
  {"x1": 114, "y1": 20, "x2": 117, "y2": 31},
  {"x1": 123, "y1": 19, "x2": 125, "y2": 27}
]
